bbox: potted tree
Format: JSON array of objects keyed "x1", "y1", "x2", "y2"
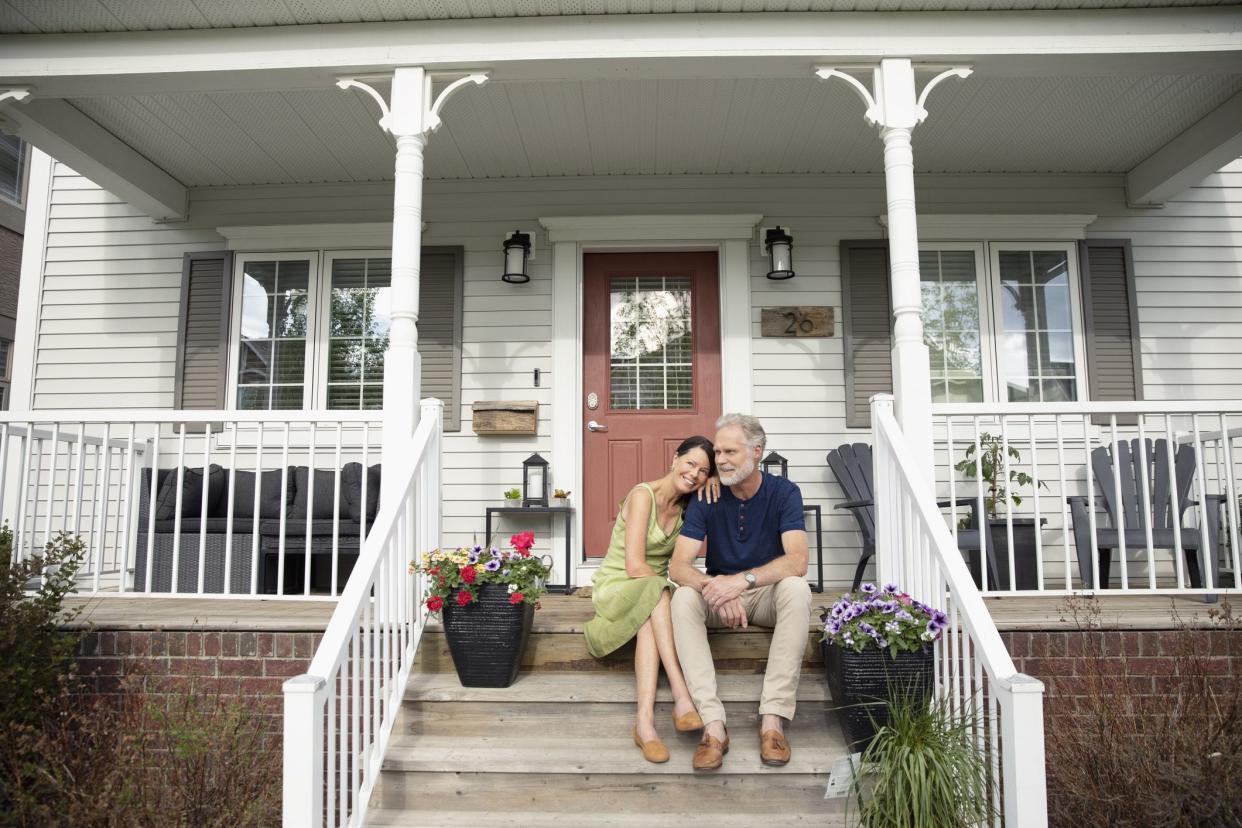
[
  {"x1": 954, "y1": 432, "x2": 1047, "y2": 590},
  {"x1": 821, "y1": 583, "x2": 948, "y2": 753},
  {"x1": 412, "y1": 531, "x2": 552, "y2": 687}
]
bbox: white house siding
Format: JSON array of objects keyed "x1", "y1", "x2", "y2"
[{"x1": 27, "y1": 161, "x2": 1242, "y2": 587}]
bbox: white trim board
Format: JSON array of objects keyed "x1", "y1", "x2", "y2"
[
  {"x1": 877, "y1": 213, "x2": 1097, "y2": 240},
  {"x1": 217, "y1": 222, "x2": 428, "y2": 251},
  {"x1": 541, "y1": 214, "x2": 763, "y2": 243},
  {"x1": 10, "y1": 148, "x2": 52, "y2": 411}
]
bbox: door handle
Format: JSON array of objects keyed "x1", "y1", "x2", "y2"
[{"x1": 587, "y1": 420, "x2": 609, "y2": 432}]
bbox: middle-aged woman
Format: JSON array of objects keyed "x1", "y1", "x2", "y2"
[{"x1": 583, "y1": 435, "x2": 716, "y2": 763}]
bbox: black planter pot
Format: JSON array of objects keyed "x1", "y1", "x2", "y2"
[
  {"x1": 440, "y1": 583, "x2": 534, "y2": 688},
  {"x1": 966, "y1": 518, "x2": 1046, "y2": 591},
  {"x1": 823, "y1": 642, "x2": 934, "y2": 754}
]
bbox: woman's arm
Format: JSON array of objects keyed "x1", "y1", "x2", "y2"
[{"x1": 622, "y1": 486, "x2": 660, "y2": 579}]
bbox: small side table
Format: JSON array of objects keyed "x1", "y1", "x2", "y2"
[
  {"x1": 484, "y1": 505, "x2": 575, "y2": 594},
  {"x1": 804, "y1": 504, "x2": 824, "y2": 594}
]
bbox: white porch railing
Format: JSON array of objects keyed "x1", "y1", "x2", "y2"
[
  {"x1": 873, "y1": 395, "x2": 1048, "y2": 826},
  {"x1": 933, "y1": 401, "x2": 1242, "y2": 597},
  {"x1": 282, "y1": 399, "x2": 441, "y2": 828},
  {"x1": 0, "y1": 410, "x2": 383, "y2": 598}
]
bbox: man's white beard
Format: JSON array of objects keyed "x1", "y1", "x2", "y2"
[{"x1": 719, "y1": 456, "x2": 755, "y2": 487}]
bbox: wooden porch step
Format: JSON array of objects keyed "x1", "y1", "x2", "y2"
[
  {"x1": 369, "y1": 670, "x2": 848, "y2": 824},
  {"x1": 366, "y1": 804, "x2": 845, "y2": 827}
]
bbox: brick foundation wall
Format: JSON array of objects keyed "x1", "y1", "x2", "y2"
[
  {"x1": 74, "y1": 630, "x2": 322, "y2": 725},
  {"x1": 1001, "y1": 628, "x2": 1242, "y2": 712}
]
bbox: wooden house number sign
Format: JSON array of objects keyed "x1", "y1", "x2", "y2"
[{"x1": 760, "y1": 306, "x2": 834, "y2": 338}]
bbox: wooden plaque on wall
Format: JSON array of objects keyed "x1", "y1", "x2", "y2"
[{"x1": 760, "y1": 306, "x2": 834, "y2": 338}]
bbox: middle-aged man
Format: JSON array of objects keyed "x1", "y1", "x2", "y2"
[{"x1": 669, "y1": 413, "x2": 812, "y2": 771}]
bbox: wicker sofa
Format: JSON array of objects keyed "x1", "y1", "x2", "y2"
[{"x1": 133, "y1": 463, "x2": 380, "y2": 594}]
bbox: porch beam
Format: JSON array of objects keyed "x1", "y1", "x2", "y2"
[
  {"x1": 1125, "y1": 88, "x2": 1242, "y2": 207},
  {"x1": 2, "y1": 98, "x2": 188, "y2": 221},
  {"x1": 1, "y1": 9, "x2": 1239, "y2": 93}
]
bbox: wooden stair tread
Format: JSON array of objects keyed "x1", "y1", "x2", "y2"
[
  {"x1": 404, "y1": 670, "x2": 832, "y2": 703},
  {"x1": 365, "y1": 808, "x2": 846, "y2": 826},
  {"x1": 425, "y1": 593, "x2": 830, "y2": 634}
]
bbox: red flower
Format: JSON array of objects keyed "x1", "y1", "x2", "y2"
[
  {"x1": 510, "y1": 531, "x2": 536, "y2": 555},
  {"x1": 456, "y1": 590, "x2": 473, "y2": 606},
  {"x1": 428, "y1": 567, "x2": 440, "y2": 577},
  {"x1": 460, "y1": 565, "x2": 477, "y2": 584},
  {"x1": 509, "y1": 592, "x2": 525, "y2": 605},
  {"x1": 426, "y1": 595, "x2": 443, "y2": 612}
]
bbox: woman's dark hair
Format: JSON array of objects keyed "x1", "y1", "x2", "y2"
[{"x1": 674, "y1": 435, "x2": 716, "y2": 479}]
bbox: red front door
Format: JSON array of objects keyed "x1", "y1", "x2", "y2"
[{"x1": 582, "y1": 252, "x2": 722, "y2": 557}]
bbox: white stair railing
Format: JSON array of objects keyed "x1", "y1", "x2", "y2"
[
  {"x1": 872, "y1": 394, "x2": 1048, "y2": 827},
  {"x1": 282, "y1": 399, "x2": 442, "y2": 828}
]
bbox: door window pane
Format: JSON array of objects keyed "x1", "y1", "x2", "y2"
[
  {"x1": 920, "y1": 250, "x2": 984, "y2": 403},
  {"x1": 0, "y1": 133, "x2": 24, "y2": 205},
  {"x1": 236, "y1": 259, "x2": 308, "y2": 410},
  {"x1": 998, "y1": 250, "x2": 1078, "y2": 402},
  {"x1": 326, "y1": 257, "x2": 390, "y2": 410},
  {"x1": 609, "y1": 276, "x2": 693, "y2": 410}
]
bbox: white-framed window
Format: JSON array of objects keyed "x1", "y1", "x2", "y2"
[
  {"x1": 0, "y1": 133, "x2": 25, "y2": 207},
  {"x1": 920, "y1": 241, "x2": 1087, "y2": 404},
  {"x1": 228, "y1": 250, "x2": 392, "y2": 411}
]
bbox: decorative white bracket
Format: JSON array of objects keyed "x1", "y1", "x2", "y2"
[
  {"x1": 0, "y1": 86, "x2": 33, "y2": 132},
  {"x1": 336, "y1": 71, "x2": 489, "y2": 137},
  {"x1": 815, "y1": 63, "x2": 971, "y2": 129}
]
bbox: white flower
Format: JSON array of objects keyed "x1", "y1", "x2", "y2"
[{"x1": 507, "y1": 583, "x2": 518, "y2": 593}]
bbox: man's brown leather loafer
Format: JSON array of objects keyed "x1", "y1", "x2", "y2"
[
  {"x1": 759, "y1": 728, "x2": 791, "y2": 766},
  {"x1": 692, "y1": 730, "x2": 729, "y2": 771}
]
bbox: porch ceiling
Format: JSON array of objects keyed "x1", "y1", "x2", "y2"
[
  {"x1": 1, "y1": 0, "x2": 1234, "y2": 34},
  {"x1": 59, "y1": 71, "x2": 1242, "y2": 186}
]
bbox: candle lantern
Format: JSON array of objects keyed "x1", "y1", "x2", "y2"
[
  {"x1": 762, "y1": 450, "x2": 789, "y2": 478},
  {"x1": 522, "y1": 453, "x2": 549, "y2": 507}
]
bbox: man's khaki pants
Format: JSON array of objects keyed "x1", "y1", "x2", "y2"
[{"x1": 671, "y1": 576, "x2": 812, "y2": 726}]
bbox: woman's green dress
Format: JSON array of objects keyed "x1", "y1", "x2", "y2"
[{"x1": 583, "y1": 483, "x2": 681, "y2": 658}]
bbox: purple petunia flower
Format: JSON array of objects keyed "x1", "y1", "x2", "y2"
[
  {"x1": 883, "y1": 583, "x2": 899, "y2": 594},
  {"x1": 860, "y1": 583, "x2": 878, "y2": 594},
  {"x1": 885, "y1": 621, "x2": 900, "y2": 634},
  {"x1": 484, "y1": 558, "x2": 502, "y2": 572},
  {"x1": 467, "y1": 550, "x2": 480, "y2": 564},
  {"x1": 471, "y1": 545, "x2": 484, "y2": 554},
  {"x1": 895, "y1": 610, "x2": 915, "y2": 623}
]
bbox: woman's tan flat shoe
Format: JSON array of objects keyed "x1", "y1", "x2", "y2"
[
  {"x1": 674, "y1": 709, "x2": 705, "y2": 733},
  {"x1": 633, "y1": 727, "x2": 670, "y2": 763}
]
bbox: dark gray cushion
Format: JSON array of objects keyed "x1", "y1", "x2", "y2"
[
  {"x1": 151, "y1": 518, "x2": 265, "y2": 535},
  {"x1": 227, "y1": 468, "x2": 293, "y2": 519},
  {"x1": 341, "y1": 463, "x2": 382, "y2": 523},
  {"x1": 289, "y1": 467, "x2": 350, "y2": 521},
  {"x1": 259, "y1": 519, "x2": 362, "y2": 537},
  {"x1": 154, "y1": 465, "x2": 226, "y2": 520}
]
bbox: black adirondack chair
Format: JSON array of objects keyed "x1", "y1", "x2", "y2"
[
  {"x1": 1068, "y1": 438, "x2": 1224, "y2": 592},
  {"x1": 828, "y1": 443, "x2": 997, "y2": 591}
]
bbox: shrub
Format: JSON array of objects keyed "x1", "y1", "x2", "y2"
[{"x1": 1046, "y1": 599, "x2": 1242, "y2": 827}]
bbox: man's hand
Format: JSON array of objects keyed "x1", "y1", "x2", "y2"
[
  {"x1": 701, "y1": 573, "x2": 746, "y2": 610},
  {"x1": 716, "y1": 597, "x2": 748, "y2": 629}
]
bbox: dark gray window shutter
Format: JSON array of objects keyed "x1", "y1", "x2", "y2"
[
  {"x1": 842, "y1": 240, "x2": 893, "y2": 428},
  {"x1": 418, "y1": 246, "x2": 464, "y2": 432},
  {"x1": 175, "y1": 251, "x2": 234, "y2": 413},
  {"x1": 1079, "y1": 239, "x2": 1143, "y2": 424}
]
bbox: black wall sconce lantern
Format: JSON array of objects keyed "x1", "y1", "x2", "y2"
[
  {"x1": 502, "y1": 230, "x2": 531, "y2": 284},
  {"x1": 762, "y1": 450, "x2": 788, "y2": 477},
  {"x1": 764, "y1": 226, "x2": 795, "y2": 280},
  {"x1": 522, "y1": 452, "x2": 549, "y2": 506}
]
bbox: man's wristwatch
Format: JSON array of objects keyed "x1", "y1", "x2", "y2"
[{"x1": 743, "y1": 571, "x2": 758, "y2": 590}]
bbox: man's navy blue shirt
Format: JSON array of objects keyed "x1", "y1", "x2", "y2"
[{"x1": 680, "y1": 471, "x2": 805, "y2": 575}]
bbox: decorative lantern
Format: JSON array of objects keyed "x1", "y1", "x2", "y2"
[
  {"x1": 764, "y1": 226, "x2": 795, "y2": 280},
  {"x1": 502, "y1": 230, "x2": 531, "y2": 284},
  {"x1": 762, "y1": 451, "x2": 788, "y2": 478},
  {"x1": 522, "y1": 453, "x2": 549, "y2": 507}
]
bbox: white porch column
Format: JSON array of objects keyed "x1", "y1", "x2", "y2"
[
  {"x1": 817, "y1": 60, "x2": 970, "y2": 488},
  {"x1": 338, "y1": 69, "x2": 486, "y2": 507}
]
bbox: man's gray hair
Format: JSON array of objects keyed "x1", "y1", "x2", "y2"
[{"x1": 715, "y1": 413, "x2": 767, "y2": 451}]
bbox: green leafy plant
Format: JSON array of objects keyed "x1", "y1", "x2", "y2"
[
  {"x1": 953, "y1": 431, "x2": 1047, "y2": 520},
  {"x1": 853, "y1": 693, "x2": 997, "y2": 827},
  {"x1": 503, "y1": 487, "x2": 521, "y2": 500}
]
